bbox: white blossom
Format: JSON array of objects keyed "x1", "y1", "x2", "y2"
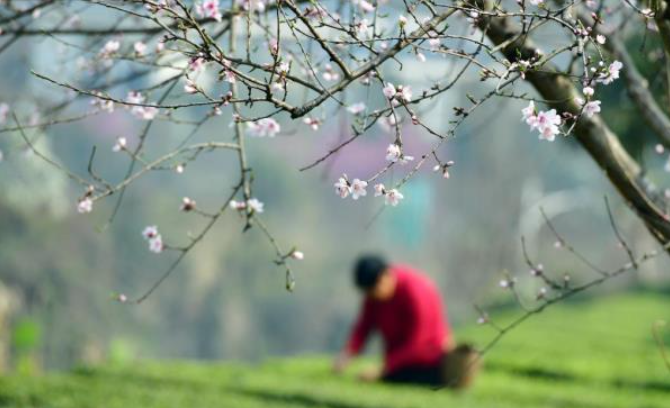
[
  {"x1": 290, "y1": 250, "x2": 304, "y2": 260},
  {"x1": 112, "y1": 137, "x2": 127, "y2": 152},
  {"x1": 142, "y1": 225, "x2": 159, "y2": 240},
  {"x1": 247, "y1": 118, "x2": 281, "y2": 137},
  {"x1": 77, "y1": 197, "x2": 93, "y2": 214},
  {"x1": 385, "y1": 143, "x2": 402, "y2": 162},
  {"x1": 334, "y1": 177, "x2": 351, "y2": 199},
  {"x1": 184, "y1": 79, "x2": 198, "y2": 94},
  {"x1": 385, "y1": 189, "x2": 404, "y2": 206},
  {"x1": 100, "y1": 40, "x2": 120, "y2": 57},
  {"x1": 247, "y1": 198, "x2": 264, "y2": 213},
  {"x1": 148, "y1": 235, "x2": 164, "y2": 253},
  {"x1": 351, "y1": 179, "x2": 368, "y2": 200}
]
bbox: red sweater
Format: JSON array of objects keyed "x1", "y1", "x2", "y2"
[{"x1": 345, "y1": 265, "x2": 451, "y2": 374}]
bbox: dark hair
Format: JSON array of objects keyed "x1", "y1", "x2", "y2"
[{"x1": 353, "y1": 255, "x2": 388, "y2": 290}]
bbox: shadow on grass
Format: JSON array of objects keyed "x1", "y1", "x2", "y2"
[
  {"x1": 486, "y1": 363, "x2": 670, "y2": 394},
  {"x1": 231, "y1": 388, "x2": 387, "y2": 408}
]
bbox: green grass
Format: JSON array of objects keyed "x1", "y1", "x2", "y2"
[{"x1": 1, "y1": 293, "x2": 669, "y2": 408}]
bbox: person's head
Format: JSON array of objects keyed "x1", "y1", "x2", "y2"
[{"x1": 353, "y1": 255, "x2": 395, "y2": 300}]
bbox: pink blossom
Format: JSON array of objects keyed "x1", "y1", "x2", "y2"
[
  {"x1": 352, "y1": 0, "x2": 375, "y2": 13},
  {"x1": 374, "y1": 183, "x2": 385, "y2": 197},
  {"x1": 383, "y1": 83, "x2": 397, "y2": 99},
  {"x1": 77, "y1": 197, "x2": 93, "y2": 214},
  {"x1": 355, "y1": 19, "x2": 371, "y2": 38},
  {"x1": 583, "y1": 100, "x2": 601, "y2": 118},
  {"x1": 521, "y1": 101, "x2": 536, "y2": 126},
  {"x1": 134, "y1": 41, "x2": 147, "y2": 55},
  {"x1": 0, "y1": 103, "x2": 9, "y2": 124},
  {"x1": 195, "y1": 0, "x2": 222, "y2": 21},
  {"x1": 223, "y1": 70, "x2": 236, "y2": 84},
  {"x1": 322, "y1": 64, "x2": 339, "y2": 81},
  {"x1": 268, "y1": 38, "x2": 279, "y2": 54},
  {"x1": 303, "y1": 117, "x2": 320, "y2": 130},
  {"x1": 142, "y1": 225, "x2": 159, "y2": 240},
  {"x1": 597, "y1": 60, "x2": 622, "y2": 85},
  {"x1": 347, "y1": 102, "x2": 366, "y2": 115},
  {"x1": 148, "y1": 235, "x2": 164, "y2": 253},
  {"x1": 229, "y1": 200, "x2": 247, "y2": 210},
  {"x1": 247, "y1": 118, "x2": 281, "y2": 137},
  {"x1": 189, "y1": 57, "x2": 206, "y2": 73},
  {"x1": 523, "y1": 104, "x2": 561, "y2": 141}
]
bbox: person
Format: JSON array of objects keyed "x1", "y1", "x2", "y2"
[{"x1": 333, "y1": 254, "x2": 456, "y2": 386}]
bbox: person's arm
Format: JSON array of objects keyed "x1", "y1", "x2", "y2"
[{"x1": 333, "y1": 301, "x2": 373, "y2": 373}]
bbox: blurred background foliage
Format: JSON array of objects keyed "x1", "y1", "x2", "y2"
[{"x1": 0, "y1": 16, "x2": 669, "y2": 374}]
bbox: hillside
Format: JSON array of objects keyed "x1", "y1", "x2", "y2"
[{"x1": 1, "y1": 293, "x2": 669, "y2": 408}]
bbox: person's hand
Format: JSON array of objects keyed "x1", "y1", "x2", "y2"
[
  {"x1": 443, "y1": 336, "x2": 457, "y2": 353},
  {"x1": 332, "y1": 351, "x2": 350, "y2": 374},
  {"x1": 357, "y1": 367, "x2": 380, "y2": 382}
]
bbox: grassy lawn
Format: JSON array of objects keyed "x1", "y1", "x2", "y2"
[{"x1": 1, "y1": 292, "x2": 669, "y2": 408}]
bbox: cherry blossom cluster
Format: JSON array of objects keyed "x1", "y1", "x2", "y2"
[
  {"x1": 333, "y1": 176, "x2": 404, "y2": 206},
  {"x1": 521, "y1": 102, "x2": 562, "y2": 141},
  {"x1": 3, "y1": 0, "x2": 668, "y2": 302},
  {"x1": 521, "y1": 59, "x2": 621, "y2": 141}
]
